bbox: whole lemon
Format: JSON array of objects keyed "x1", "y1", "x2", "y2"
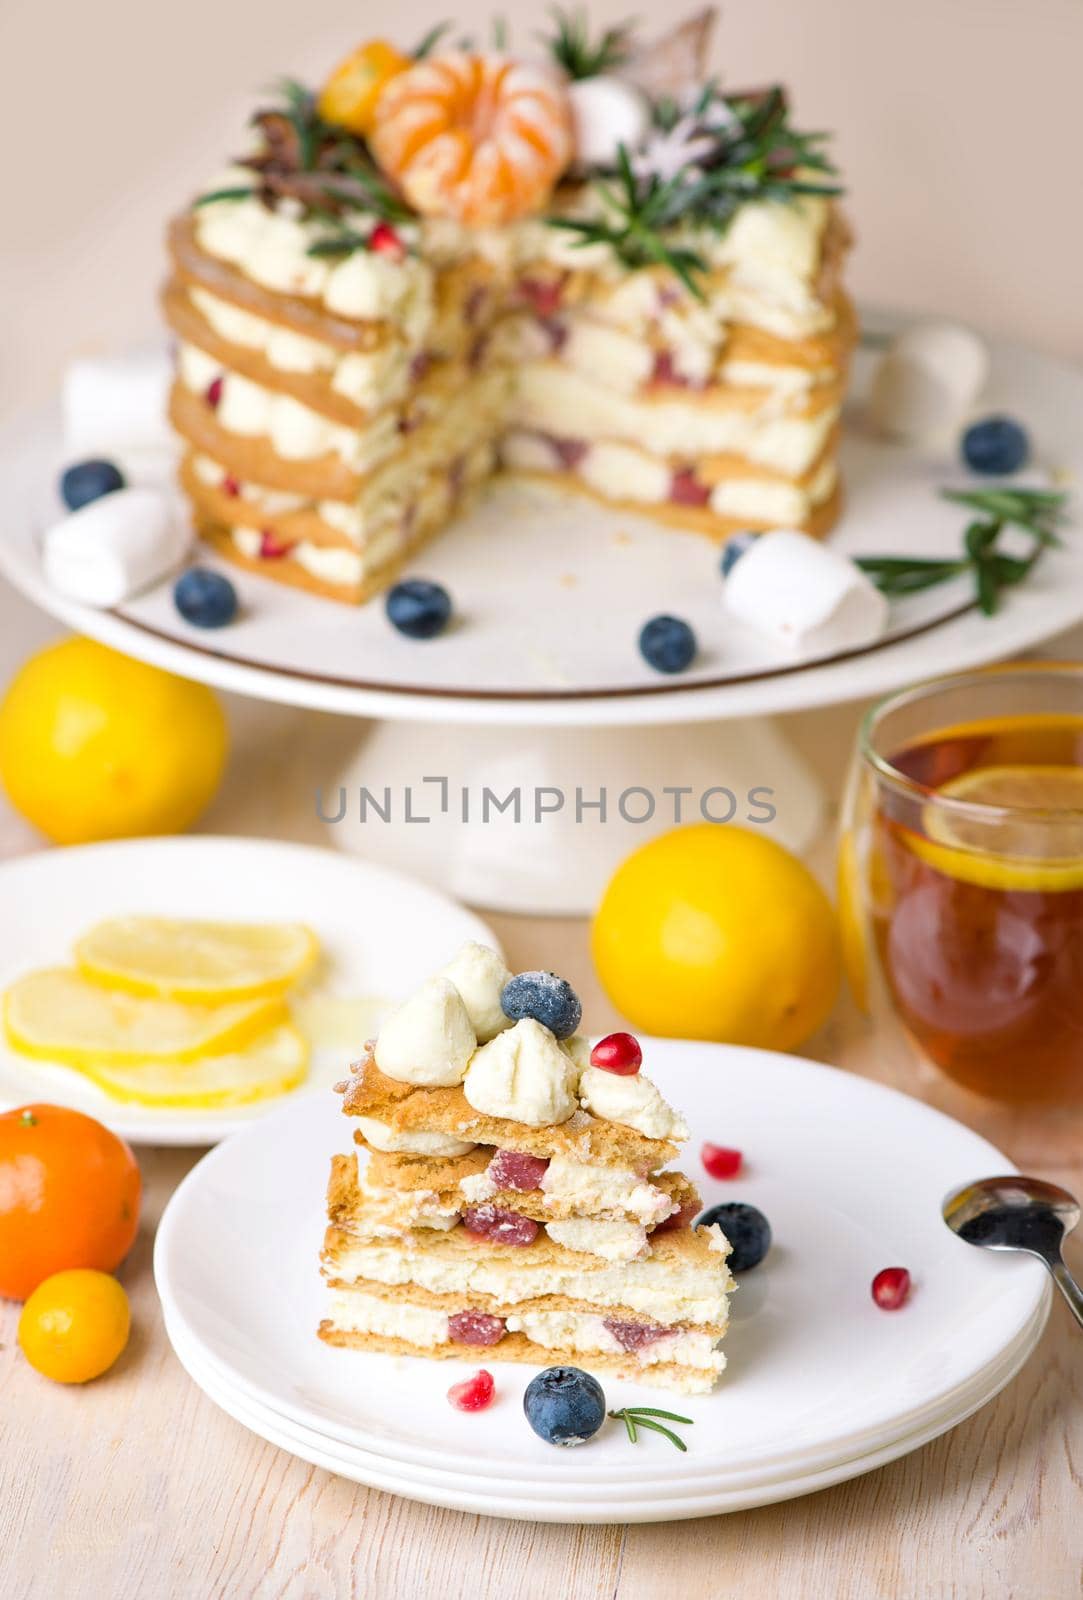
[
  {"x1": 0, "y1": 639, "x2": 228, "y2": 844},
  {"x1": 18, "y1": 1268, "x2": 131, "y2": 1384},
  {"x1": 592, "y1": 824, "x2": 841, "y2": 1050}
]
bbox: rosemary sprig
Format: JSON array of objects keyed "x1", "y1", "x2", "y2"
[
  {"x1": 609, "y1": 1406, "x2": 694, "y2": 1451},
  {"x1": 856, "y1": 487, "x2": 1069, "y2": 618},
  {"x1": 551, "y1": 147, "x2": 710, "y2": 299},
  {"x1": 543, "y1": 6, "x2": 636, "y2": 79},
  {"x1": 412, "y1": 21, "x2": 452, "y2": 58},
  {"x1": 193, "y1": 185, "x2": 258, "y2": 208},
  {"x1": 549, "y1": 83, "x2": 841, "y2": 297}
]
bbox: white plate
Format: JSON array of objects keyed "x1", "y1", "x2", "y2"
[
  {"x1": 2, "y1": 322, "x2": 1082, "y2": 727},
  {"x1": 0, "y1": 836, "x2": 497, "y2": 1144},
  {"x1": 162, "y1": 1290, "x2": 1047, "y2": 1500},
  {"x1": 162, "y1": 1300, "x2": 1047, "y2": 1522},
  {"x1": 154, "y1": 1043, "x2": 1049, "y2": 1509}
]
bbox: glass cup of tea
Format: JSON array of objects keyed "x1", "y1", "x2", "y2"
[{"x1": 839, "y1": 663, "x2": 1083, "y2": 1103}]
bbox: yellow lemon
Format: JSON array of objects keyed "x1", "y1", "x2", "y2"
[
  {"x1": 913, "y1": 764, "x2": 1083, "y2": 892},
  {"x1": 4, "y1": 969, "x2": 286, "y2": 1066},
  {"x1": 75, "y1": 916, "x2": 320, "y2": 1002},
  {"x1": 73, "y1": 1021, "x2": 310, "y2": 1108},
  {"x1": 0, "y1": 638, "x2": 228, "y2": 845},
  {"x1": 592, "y1": 824, "x2": 842, "y2": 1051}
]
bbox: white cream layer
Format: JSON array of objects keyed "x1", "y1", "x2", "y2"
[
  {"x1": 189, "y1": 287, "x2": 413, "y2": 411},
  {"x1": 501, "y1": 431, "x2": 837, "y2": 523},
  {"x1": 510, "y1": 361, "x2": 839, "y2": 474},
  {"x1": 325, "y1": 1288, "x2": 725, "y2": 1373},
  {"x1": 329, "y1": 1227, "x2": 732, "y2": 1325}
]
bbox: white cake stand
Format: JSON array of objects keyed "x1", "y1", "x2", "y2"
[{"x1": 2, "y1": 321, "x2": 1081, "y2": 911}]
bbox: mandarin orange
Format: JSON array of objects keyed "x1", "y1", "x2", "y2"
[
  {"x1": 0, "y1": 1104, "x2": 141, "y2": 1300},
  {"x1": 370, "y1": 52, "x2": 573, "y2": 225}
]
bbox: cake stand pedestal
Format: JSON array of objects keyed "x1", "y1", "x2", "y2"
[{"x1": 320, "y1": 715, "x2": 825, "y2": 914}]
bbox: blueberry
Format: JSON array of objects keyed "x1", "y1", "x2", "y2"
[
  {"x1": 720, "y1": 530, "x2": 757, "y2": 578},
  {"x1": 60, "y1": 459, "x2": 125, "y2": 512},
  {"x1": 697, "y1": 1201, "x2": 772, "y2": 1272},
  {"x1": 173, "y1": 567, "x2": 239, "y2": 629},
  {"x1": 501, "y1": 971, "x2": 582, "y2": 1039},
  {"x1": 386, "y1": 579, "x2": 452, "y2": 640},
  {"x1": 638, "y1": 614, "x2": 697, "y2": 674},
  {"x1": 962, "y1": 416, "x2": 1029, "y2": 476},
  {"x1": 523, "y1": 1366, "x2": 606, "y2": 1447}
]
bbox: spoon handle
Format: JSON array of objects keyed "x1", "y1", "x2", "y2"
[{"x1": 1051, "y1": 1260, "x2": 1083, "y2": 1332}]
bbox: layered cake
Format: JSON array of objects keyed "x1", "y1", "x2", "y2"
[
  {"x1": 165, "y1": 11, "x2": 852, "y2": 602},
  {"x1": 321, "y1": 944, "x2": 734, "y2": 1393}
]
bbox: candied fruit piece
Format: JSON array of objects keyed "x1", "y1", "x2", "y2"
[
  {"x1": 448, "y1": 1310, "x2": 506, "y2": 1346},
  {"x1": 462, "y1": 1206, "x2": 539, "y2": 1247},
  {"x1": 487, "y1": 1149, "x2": 550, "y2": 1192}
]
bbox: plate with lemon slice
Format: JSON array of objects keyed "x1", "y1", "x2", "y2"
[{"x1": 0, "y1": 836, "x2": 498, "y2": 1144}]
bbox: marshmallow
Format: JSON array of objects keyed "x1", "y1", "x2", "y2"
[
  {"x1": 463, "y1": 1018, "x2": 579, "y2": 1126},
  {"x1": 568, "y1": 76, "x2": 651, "y2": 170},
  {"x1": 578, "y1": 1066, "x2": 689, "y2": 1141},
  {"x1": 439, "y1": 942, "x2": 513, "y2": 1042},
  {"x1": 62, "y1": 351, "x2": 176, "y2": 470},
  {"x1": 724, "y1": 529, "x2": 889, "y2": 656},
  {"x1": 373, "y1": 977, "x2": 475, "y2": 1087},
  {"x1": 868, "y1": 320, "x2": 989, "y2": 443},
  {"x1": 42, "y1": 487, "x2": 192, "y2": 608}
]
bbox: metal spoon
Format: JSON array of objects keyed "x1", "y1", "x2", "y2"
[{"x1": 942, "y1": 1176, "x2": 1083, "y2": 1331}]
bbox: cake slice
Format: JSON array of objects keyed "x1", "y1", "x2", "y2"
[{"x1": 319, "y1": 943, "x2": 734, "y2": 1394}]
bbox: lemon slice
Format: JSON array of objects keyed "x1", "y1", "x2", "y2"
[
  {"x1": 74, "y1": 916, "x2": 319, "y2": 1002},
  {"x1": 914, "y1": 765, "x2": 1083, "y2": 892},
  {"x1": 70, "y1": 1021, "x2": 310, "y2": 1107},
  {"x1": 4, "y1": 969, "x2": 287, "y2": 1066}
]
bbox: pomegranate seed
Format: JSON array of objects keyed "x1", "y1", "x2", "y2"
[
  {"x1": 464, "y1": 284, "x2": 488, "y2": 325},
  {"x1": 462, "y1": 1206, "x2": 538, "y2": 1247},
  {"x1": 487, "y1": 1149, "x2": 549, "y2": 1192},
  {"x1": 369, "y1": 221, "x2": 405, "y2": 260},
  {"x1": 670, "y1": 468, "x2": 711, "y2": 507},
  {"x1": 222, "y1": 474, "x2": 241, "y2": 498},
  {"x1": 542, "y1": 433, "x2": 588, "y2": 471},
  {"x1": 205, "y1": 376, "x2": 224, "y2": 409},
  {"x1": 603, "y1": 1318, "x2": 670, "y2": 1353},
  {"x1": 701, "y1": 1143, "x2": 743, "y2": 1180},
  {"x1": 448, "y1": 1311, "x2": 505, "y2": 1346},
  {"x1": 447, "y1": 1369, "x2": 495, "y2": 1411},
  {"x1": 518, "y1": 276, "x2": 564, "y2": 317},
  {"x1": 652, "y1": 1199, "x2": 698, "y2": 1234},
  {"x1": 540, "y1": 317, "x2": 568, "y2": 354},
  {"x1": 259, "y1": 530, "x2": 290, "y2": 559},
  {"x1": 872, "y1": 1267, "x2": 911, "y2": 1310},
  {"x1": 589, "y1": 1033, "x2": 642, "y2": 1076},
  {"x1": 651, "y1": 350, "x2": 690, "y2": 388}
]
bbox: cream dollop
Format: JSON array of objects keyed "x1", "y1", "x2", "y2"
[
  {"x1": 353, "y1": 1116, "x2": 476, "y2": 1157},
  {"x1": 463, "y1": 1018, "x2": 579, "y2": 1126},
  {"x1": 440, "y1": 942, "x2": 513, "y2": 1042},
  {"x1": 578, "y1": 1066, "x2": 689, "y2": 1141},
  {"x1": 373, "y1": 977, "x2": 475, "y2": 1087}
]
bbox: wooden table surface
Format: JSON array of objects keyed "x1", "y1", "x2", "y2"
[{"x1": 1, "y1": 595, "x2": 1081, "y2": 1600}]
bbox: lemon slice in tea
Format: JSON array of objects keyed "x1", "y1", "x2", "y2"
[
  {"x1": 75, "y1": 916, "x2": 319, "y2": 1002},
  {"x1": 71, "y1": 1021, "x2": 310, "y2": 1108},
  {"x1": 914, "y1": 765, "x2": 1083, "y2": 891},
  {"x1": 4, "y1": 969, "x2": 287, "y2": 1066}
]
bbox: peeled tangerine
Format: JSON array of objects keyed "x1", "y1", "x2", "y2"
[
  {"x1": 75, "y1": 915, "x2": 319, "y2": 1002},
  {"x1": 3, "y1": 968, "x2": 285, "y2": 1066},
  {"x1": 370, "y1": 52, "x2": 574, "y2": 224},
  {"x1": 318, "y1": 39, "x2": 411, "y2": 135}
]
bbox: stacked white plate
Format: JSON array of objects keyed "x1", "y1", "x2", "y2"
[{"x1": 155, "y1": 1044, "x2": 1050, "y2": 1522}]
